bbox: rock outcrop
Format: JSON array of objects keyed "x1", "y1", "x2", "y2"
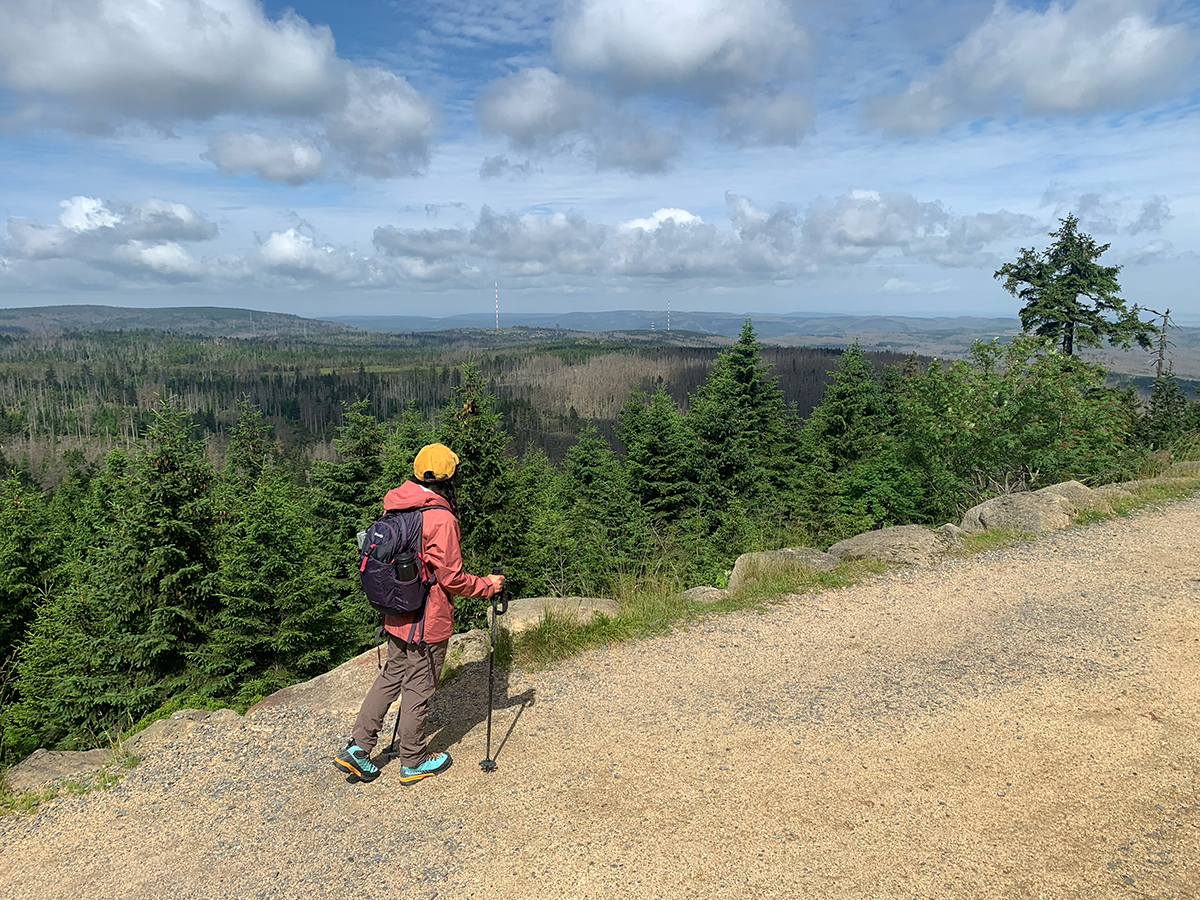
[
  {"x1": 827, "y1": 525, "x2": 960, "y2": 567},
  {"x1": 493, "y1": 596, "x2": 621, "y2": 633},
  {"x1": 1036, "y1": 480, "x2": 1112, "y2": 515},
  {"x1": 727, "y1": 547, "x2": 837, "y2": 592},
  {"x1": 2, "y1": 748, "x2": 114, "y2": 794},
  {"x1": 960, "y1": 492, "x2": 1074, "y2": 534},
  {"x1": 123, "y1": 708, "x2": 241, "y2": 753}
]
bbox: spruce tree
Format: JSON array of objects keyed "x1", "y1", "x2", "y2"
[
  {"x1": 202, "y1": 400, "x2": 351, "y2": 703},
  {"x1": 14, "y1": 400, "x2": 220, "y2": 746},
  {"x1": 995, "y1": 214, "x2": 1155, "y2": 355},
  {"x1": 0, "y1": 478, "x2": 58, "y2": 666},
  {"x1": 798, "y1": 342, "x2": 920, "y2": 540},
  {"x1": 686, "y1": 320, "x2": 796, "y2": 512},
  {"x1": 618, "y1": 388, "x2": 699, "y2": 526},
  {"x1": 438, "y1": 363, "x2": 519, "y2": 580}
]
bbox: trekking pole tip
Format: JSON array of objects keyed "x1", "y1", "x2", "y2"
[{"x1": 479, "y1": 758, "x2": 497, "y2": 773}]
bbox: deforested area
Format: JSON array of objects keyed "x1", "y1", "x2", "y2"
[{"x1": 0, "y1": 316, "x2": 1197, "y2": 767}]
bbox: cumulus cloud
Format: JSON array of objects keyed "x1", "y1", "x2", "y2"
[
  {"x1": 864, "y1": 0, "x2": 1196, "y2": 133},
  {"x1": 1127, "y1": 195, "x2": 1173, "y2": 234},
  {"x1": 374, "y1": 191, "x2": 1040, "y2": 284},
  {"x1": 2, "y1": 195, "x2": 217, "y2": 284},
  {"x1": 1039, "y1": 185, "x2": 1175, "y2": 235},
  {"x1": 10, "y1": 189, "x2": 1148, "y2": 295},
  {"x1": 719, "y1": 92, "x2": 815, "y2": 146},
  {"x1": 204, "y1": 133, "x2": 324, "y2": 184},
  {"x1": 476, "y1": 66, "x2": 679, "y2": 173},
  {"x1": 0, "y1": 0, "x2": 438, "y2": 180},
  {"x1": 477, "y1": 68, "x2": 597, "y2": 147},
  {"x1": 325, "y1": 67, "x2": 439, "y2": 178},
  {"x1": 554, "y1": 0, "x2": 806, "y2": 95}
]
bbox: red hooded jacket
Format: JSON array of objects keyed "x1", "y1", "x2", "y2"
[{"x1": 379, "y1": 480, "x2": 495, "y2": 644}]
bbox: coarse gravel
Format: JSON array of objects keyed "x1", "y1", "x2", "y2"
[{"x1": 3, "y1": 498, "x2": 1199, "y2": 899}]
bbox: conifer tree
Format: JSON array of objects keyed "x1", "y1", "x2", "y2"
[
  {"x1": 0, "y1": 478, "x2": 58, "y2": 665},
  {"x1": 525, "y1": 426, "x2": 643, "y2": 596},
  {"x1": 438, "y1": 363, "x2": 519, "y2": 575},
  {"x1": 995, "y1": 214, "x2": 1155, "y2": 355},
  {"x1": 687, "y1": 320, "x2": 796, "y2": 512},
  {"x1": 14, "y1": 399, "x2": 220, "y2": 746},
  {"x1": 618, "y1": 388, "x2": 699, "y2": 525},
  {"x1": 798, "y1": 342, "x2": 920, "y2": 539},
  {"x1": 202, "y1": 400, "x2": 351, "y2": 703}
]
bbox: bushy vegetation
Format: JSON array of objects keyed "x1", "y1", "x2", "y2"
[{"x1": 0, "y1": 315, "x2": 1196, "y2": 763}]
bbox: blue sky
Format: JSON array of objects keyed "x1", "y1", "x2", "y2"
[{"x1": 0, "y1": 0, "x2": 1196, "y2": 321}]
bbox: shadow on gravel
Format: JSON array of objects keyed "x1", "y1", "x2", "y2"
[{"x1": 373, "y1": 662, "x2": 535, "y2": 771}]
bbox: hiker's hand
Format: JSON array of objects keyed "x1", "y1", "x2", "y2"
[{"x1": 487, "y1": 573, "x2": 505, "y2": 592}]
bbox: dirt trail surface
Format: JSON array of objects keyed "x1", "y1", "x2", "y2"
[{"x1": 4, "y1": 501, "x2": 1200, "y2": 900}]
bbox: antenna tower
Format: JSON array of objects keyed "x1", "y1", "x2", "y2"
[
  {"x1": 667, "y1": 297, "x2": 671, "y2": 333},
  {"x1": 495, "y1": 283, "x2": 499, "y2": 330}
]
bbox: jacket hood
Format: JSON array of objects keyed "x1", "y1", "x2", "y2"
[{"x1": 382, "y1": 479, "x2": 447, "y2": 513}]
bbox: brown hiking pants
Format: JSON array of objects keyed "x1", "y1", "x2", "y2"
[{"x1": 351, "y1": 634, "x2": 448, "y2": 767}]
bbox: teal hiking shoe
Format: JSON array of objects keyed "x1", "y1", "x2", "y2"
[
  {"x1": 334, "y1": 741, "x2": 380, "y2": 782},
  {"x1": 398, "y1": 752, "x2": 451, "y2": 785}
]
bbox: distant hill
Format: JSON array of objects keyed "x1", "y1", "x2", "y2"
[
  {"x1": 0, "y1": 305, "x2": 355, "y2": 339},
  {"x1": 330, "y1": 309, "x2": 1022, "y2": 341}
]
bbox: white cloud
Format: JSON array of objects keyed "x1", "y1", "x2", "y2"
[
  {"x1": 1039, "y1": 185, "x2": 1176, "y2": 235},
  {"x1": 476, "y1": 66, "x2": 680, "y2": 173},
  {"x1": 553, "y1": 0, "x2": 806, "y2": 95},
  {"x1": 0, "y1": 0, "x2": 438, "y2": 180},
  {"x1": 112, "y1": 241, "x2": 202, "y2": 280},
  {"x1": 619, "y1": 208, "x2": 703, "y2": 231},
  {"x1": 325, "y1": 67, "x2": 439, "y2": 178},
  {"x1": 719, "y1": 92, "x2": 815, "y2": 146},
  {"x1": 477, "y1": 67, "x2": 597, "y2": 147},
  {"x1": 3, "y1": 195, "x2": 218, "y2": 285},
  {"x1": 881, "y1": 277, "x2": 955, "y2": 294},
  {"x1": 864, "y1": 0, "x2": 1196, "y2": 133},
  {"x1": 3, "y1": 190, "x2": 1141, "y2": 295},
  {"x1": 204, "y1": 133, "x2": 324, "y2": 184}
]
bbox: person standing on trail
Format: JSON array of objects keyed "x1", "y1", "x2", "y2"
[{"x1": 334, "y1": 443, "x2": 504, "y2": 785}]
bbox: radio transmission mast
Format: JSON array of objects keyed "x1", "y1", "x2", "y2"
[
  {"x1": 495, "y1": 283, "x2": 499, "y2": 330},
  {"x1": 667, "y1": 296, "x2": 671, "y2": 333}
]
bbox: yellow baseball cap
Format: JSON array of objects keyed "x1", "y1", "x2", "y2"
[{"x1": 413, "y1": 443, "x2": 459, "y2": 482}]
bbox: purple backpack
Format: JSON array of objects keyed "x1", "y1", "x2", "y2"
[{"x1": 357, "y1": 505, "x2": 452, "y2": 617}]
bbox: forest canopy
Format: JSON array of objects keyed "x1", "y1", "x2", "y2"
[{"x1": 1, "y1": 319, "x2": 1197, "y2": 761}]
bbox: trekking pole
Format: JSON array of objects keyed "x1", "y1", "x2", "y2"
[{"x1": 480, "y1": 566, "x2": 509, "y2": 773}]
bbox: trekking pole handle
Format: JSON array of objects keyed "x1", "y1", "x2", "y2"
[{"x1": 491, "y1": 566, "x2": 509, "y2": 616}]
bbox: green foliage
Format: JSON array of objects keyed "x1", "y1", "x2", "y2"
[
  {"x1": 0, "y1": 478, "x2": 58, "y2": 665},
  {"x1": 202, "y1": 412, "x2": 352, "y2": 704},
  {"x1": 0, "y1": 320, "x2": 1189, "y2": 755},
  {"x1": 687, "y1": 320, "x2": 798, "y2": 514},
  {"x1": 1139, "y1": 366, "x2": 1192, "y2": 451},
  {"x1": 619, "y1": 387, "x2": 700, "y2": 524},
  {"x1": 796, "y1": 342, "x2": 921, "y2": 541},
  {"x1": 894, "y1": 336, "x2": 1142, "y2": 520},
  {"x1": 995, "y1": 214, "x2": 1155, "y2": 355}
]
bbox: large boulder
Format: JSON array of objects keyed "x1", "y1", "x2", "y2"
[
  {"x1": 3, "y1": 748, "x2": 113, "y2": 794},
  {"x1": 247, "y1": 645, "x2": 386, "y2": 716},
  {"x1": 827, "y1": 525, "x2": 959, "y2": 567},
  {"x1": 1036, "y1": 480, "x2": 1112, "y2": 515},
  {"x1": 447, "y1": 628, "x2": 490, "y2": 667},
  {"x1": 123, "y1": 708, "x2": 241, "y2": 753},
  {"x1": 493, "y1": 596, "x2": 621, "y2": 633},
  {"x1": 960, "y1": 492, "x2": 1074, "y2": 535},
  {"x1": 727, "y1": 547, "x2": 837, "y2": 592}
]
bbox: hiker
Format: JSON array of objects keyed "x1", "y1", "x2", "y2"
[{"x1": 334, "y1": 443, "x2": 504, "y2": 785}]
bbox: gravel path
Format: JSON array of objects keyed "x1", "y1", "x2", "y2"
[{"x1": 3, "y1": 499, "x2": 1199, "y2": 899}]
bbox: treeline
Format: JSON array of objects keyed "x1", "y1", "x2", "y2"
[
  {"x1": 0, "y1": 328, "x2": 906, "y2": 480},
  {"x1": 2, "y1": 321, "x2": 1198, "y2": 761}
]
